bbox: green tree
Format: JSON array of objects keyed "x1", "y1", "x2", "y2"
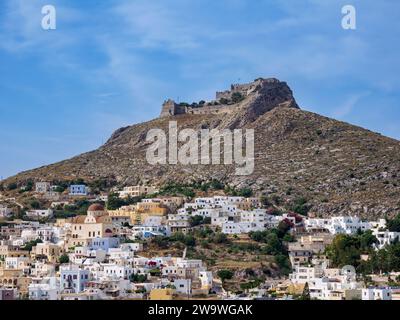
[
  {"x1": 275, "y1": 254, "x2": 291, "y2": 275},
  {"x1": 7, "y1": 183, "x2": 17, "y2": 191},
  {"x1": 130, "y1": 273, "x2": 148, "y2": 283},
  {"x1": 189, "y1": 215, "x2": 204, "y2": 227},
  {"x1": 325, "y1": 234, "x2": 361, "y2": 267},
  {"x1": 217, "y1": 269, "x2": 234, "y2": 282},
  {"x1": 300, "y1": 282, "x2": 311, "y2": 300},
  {"x1": 54, "y1": 186, "x2": 66, "y2": 193},
  {"x1": 59, "y1": 254, "x2": 70, "y2": 264},
  {"x1": 203, "y1": 217, "x2": 211, "y2": 224},
  {"x1": 212, "y1": 232, "x2": 228, "y2": 244},
  {"x1": 170, "y1": 232, "x2": 185, "y2": 242},
  {"x1": 106, "y1": 193, "x2": 126, "y2": 210},
  {"x1": 388, "y1": 214, "x2": 400, "y2": 232},
  {"x1": 231, "y1": 92, "x2": 245, "y2": 103},
  {"x1": 219, "y1": 98, "x2": 229, "y2": 105},
  {"x1": 359, "y1": 230, "x2": 378, "y2": 250},
  {"x1": 238, "y1": 188, "x2": 253, "y2": 197},
  {"x1": 30, "y1": 200, "x2": 41, "y2": 209},
  {"x1": 22, "y1": 239, "x2": 43, "y2": 251},
  {"x1": 183, "y1": 235, "x2": 196, "y2": 247},
  {"x1": 264, "y1": 233, "x2": 284, "y2": 255},
  {"x1": 260, "y1": 196, "x2": 271, "y2": 207},
  {"x1": 249, "y1": 230, "x2": 268, "y2": 242},
  {"x1": 291, "y1": 197, "x2": 310, "y2": 216},
  {"x1": 149, "y1": 268, "x2": 161, "y2": 276},
  {"x1": 25, "y1": 180, "x2": 34, "y2": 192}
]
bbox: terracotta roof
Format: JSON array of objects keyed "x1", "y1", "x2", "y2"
[
  {"x1": 95, "y1": 216, "x2": 110, "y2": 223},
  {"x1": 88, "y1": 203, "x2": 104, "y2": 212},
  {"x1": 70, "y1": 216, "x2": 86, "y2": 224}
]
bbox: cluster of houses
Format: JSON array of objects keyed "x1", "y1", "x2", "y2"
[
  {"x1": 0, "y1": 203, "x2": 219, "y2": 300},
  {"x1": 283, "y1": 217, "x2": 400, "y2": 300},
  {"x1": 36, "y1": 182, "x2": 90, "y2": 198},
  {"x1": 1, "y1": 182, "x2": 400, "y2": 300}
]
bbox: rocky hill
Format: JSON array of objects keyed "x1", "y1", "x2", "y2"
[{"x1": 3, "y1": 78, "x2": 400, "y2": 218}]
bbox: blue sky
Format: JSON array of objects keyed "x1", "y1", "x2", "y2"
[{"x1": 0, "y1": 0, "x2": 399, "y2": 179}]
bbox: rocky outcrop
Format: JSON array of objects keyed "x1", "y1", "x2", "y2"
[{"x1": 159, "y1": 78, "x2": 298, "y2": 119}]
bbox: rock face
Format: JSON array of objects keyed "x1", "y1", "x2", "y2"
[{"x1": 4, "y1": 78, "x2": 400, "y2": 219}]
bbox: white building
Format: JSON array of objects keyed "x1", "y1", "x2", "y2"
[
  {"x1": 5, "y1": 257, "x2": 30, "y2": 272},
  {"x1": 289, "y1": 266, "x2": 324, "y2": 284},
  {"x1": 210, "y1": 211, "x2": 233, "y2": 227},
  {"x1": 26, "y1": 209, "x2": 54, "y2": 220},
  {"x1": 69, "y1": 185, "x2": 88, "y2": 196},
  {"x1": 222, "y1": 221, "x2": 264, "y2": 234},
  {"x1": 35, "y1": 182, "x2": 51, "y2": 193},
  {"x1": 305, "y1": 216, "x2": 372, "y2": 235},
  {"x1": 372, "y1": 230, "x2": 400, "y2": 250},
  {"x1": 103, "y1": 264, "x2": 134, "y2": 280},
  {"x1": 118, "y1": 186, "x2": 158, "y2": 199},
  {"x1": 36, "y1": 226, "x2": 56, "y2": 242},
  {"x1": 289, "y1": 264, "x2": 363, "y2": 300},
  {"x1": 174, "y1": 278, "x2": 192, "y2": 296},
  {"x1": 0, "y1": 206, "x2": 13, "y2": 218},
  {"x1": 362, "y1": 287, "x2": 392, "y2": 300},
  {"x1": 168, "y1": 213, "x2": 191, "y2": 233},
  {"x1": 29, "y1": 277, "x2": 60, "y2": 300},
  {"x1": 60, "y1": 265, "x2": 90, "y2": 293},
  {"x1": 240, "y1": 209, "x2": 267, "y2": 224},
  {"x1": 199, "y1": 271, "x2": 213, "y2": 289}
]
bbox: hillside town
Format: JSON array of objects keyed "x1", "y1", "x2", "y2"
[{"x1": 0, "y1": 181, "x2": 400, "y2": 300}]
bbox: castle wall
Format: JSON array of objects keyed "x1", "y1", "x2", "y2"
[
  {"x1": 187, "y1": 105, "x2": 236, "y2": 115},
  {"x1": 216, "y1": 91, "x2": 232, "y2": 101},
  {"x1": 159, "y1": 78, "x2": 292, "y2": 119}
]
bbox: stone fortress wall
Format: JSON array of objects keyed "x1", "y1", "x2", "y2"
[{"x1": 159, "y1": 78, "x2": 287, "y2": 118}]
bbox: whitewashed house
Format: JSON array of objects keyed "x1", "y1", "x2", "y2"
[
  {"x1": 362, "y1": 287, "x2": 392, "y2": 300},
  {"x1": 26, "y1": 209, "x2": 54, "y2": 220},
  {"x1": 69, "y1": 185, "x2": 88, "y2": 196},
  {"x1": 29, "y1": 277, "x2": 60, "y2": 300},
  {"x1": 0, "y1": 206, "x2": 13, "y2": 218}
]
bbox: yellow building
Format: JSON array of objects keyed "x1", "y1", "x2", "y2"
[
  {"x1": 32, "y1": 243, "x2": 65, "y2": 263},
  {"x1": 55, "y1": 218, "x2": 67, "y2": 228},
  {"x1": 118, "y1": 186, "x2": 159, "y2": 199},
  {"x1": 108, "y1": 202, "x2": 168, "y2": 225},
  {"x1": 149, "y1": 288, "x2": 175, "y2": 300},
  {"x1": 136, "y1": 202, "x2": 168, "y2": 214},
  {"x1": 0, "y1": 269, "x2": 31, "y2": 296},
  {"x1": 68, "y1": 204, "x2": 114, "y2": 247},
  {"x1": 146, "y1": 197, "x2": 185, "y2": 209},
  {"x1": 0, "y1": 245, "x2": 30, "y2": 260}
]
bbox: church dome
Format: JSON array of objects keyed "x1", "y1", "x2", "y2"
[{"x1": 88, "y1": 203, "x2": 104, "y2": 212}]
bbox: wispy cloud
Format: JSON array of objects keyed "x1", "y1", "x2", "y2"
[
  {"x1": 0, "y1": 0, "x2": 83, "y2": 53},
  {"x1": 0, "y1": 0, "x2": 399, "y2": 178},
  {"x1": 331, "y1": 92, "x2": 370, "y2": 119}
]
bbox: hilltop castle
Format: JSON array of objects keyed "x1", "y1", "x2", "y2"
[{"x1": 159, "y1": 78, "x2": 298, "y2": 118}]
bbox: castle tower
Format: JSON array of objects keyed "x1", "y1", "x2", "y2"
[{"x1": 160, "y1": 99, "x2": 177, "y2": 118}]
